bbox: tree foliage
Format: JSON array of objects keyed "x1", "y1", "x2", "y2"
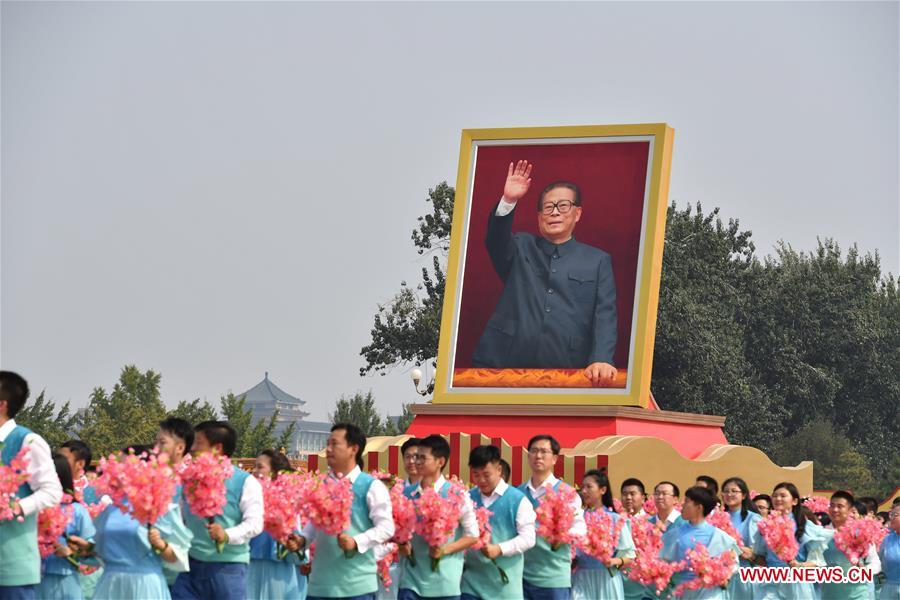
[
  {"x1": 15, "y1": 391, "x2": 77, "y2": 450},
  {"x1": 166, "y1": 398, "x2": 219, "y2": 424},
  {"x1": 219, "y1": 392, "x2": 294, "y2": 458},
  {"x1": 329, "y1": 390, "x2": 386, "y2": 437}
]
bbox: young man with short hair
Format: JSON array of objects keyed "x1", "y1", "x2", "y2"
[
  {"x1": 822, "y1": 490, "x2": 881, "y2": 600},
  {"x1": 0, "y1": 371, "x2": 64, "y2": 600},
  {"x1": 398, "y1": 434, "x2": 478, "y2": 600},
  {"x1": 660, "y1": 487, "x2": 739, "y2": 600},
  {"x1": 463, "y1": 445, "x2": 536, "y2": 600},
  {"x1": 619, "y1": 478, "x2": 646, "y2": 516},
  {"x1": 60, "y1": 440, "x2": 96, "y2": 503},
  {"x1": 172, "y1": 421, "x2": 264, "y2": 600},
  {"x1": 401, "y1": 437, "x2": 422, "y2": 487},
  {"x1": 518, "y1": 434, "x2": 586, "y2": 600},
  {"x1": 297, "y1": 423, "x2": 395, "y2": 600}
]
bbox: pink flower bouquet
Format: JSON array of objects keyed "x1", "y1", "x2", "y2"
[
  {"x1": 377, "y1": 543, "x2": 398, "y2": 591},
  {"x1": 414, "y1": 481, "x2": 466, "y2": 571},
  {"x1": 674, "y1": 543, "x2": 736, "y2": 597},
  {"x1": 535, "y1": 485, "x2": 579, "y2": 551},
  {"x1": 38, "y1": 493, "x2": 78, "y2": 567},
  {"x1": 834, "y1": 515, "x2": 889, "y2": 566},
  {"x1": 471, "y1": 505, "x2": 509, "y2": 584},
  {"x1": 260, "y1": 473, "x2": 308, "y2": 560},
  {"x1": 802, "y1": 496, "x2": 830, "y2": 514},
  {"x1": 578, "y1": 509, "x2": 626, "y2": 575},
  {"x1": 756, "y1": 511, "x2": 800, "y2": 563},
  {"x1": 625, "y1": 513, "x2": 685, "y2": 595},
  {"x1": 179, "y1": 451, "x2": 233, "y2": 553},
  {"x1": 303, "y1": 473, "x2": 354, "y2": 557},
  {"x1": 706, "y1": 510, "x2": 744, "y2": 546},
  {"x1": 0, "y1": 446, "x2": 30, "y2": 522},
  {"x1": 389, "y1": 480, "x2": 418, "y2": 567}
]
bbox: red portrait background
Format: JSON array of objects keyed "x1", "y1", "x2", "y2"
[{"x1": 452, "y1": 141, "x2": 650, "y2": 371}]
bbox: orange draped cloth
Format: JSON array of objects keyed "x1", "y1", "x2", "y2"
[{"x1": 452, "y1": 368, "x2": 627, "y2": 388}]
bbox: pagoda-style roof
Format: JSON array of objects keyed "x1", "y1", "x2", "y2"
[{"x1": 240, "y1": 372, "x2": 310, "y2": 419}]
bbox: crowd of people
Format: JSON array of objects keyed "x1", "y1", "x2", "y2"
[{"x1": 1, "y1": 370, "x2": 897, "y2": 600}]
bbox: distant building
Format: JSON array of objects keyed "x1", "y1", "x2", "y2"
[
  {"x1": 296, "y1": 420, "x2": 333, "y2": 456},
  {"x1": 238, "y1": 373, "x2": 310, "y2": 456}
]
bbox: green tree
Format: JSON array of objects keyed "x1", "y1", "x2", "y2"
[
  {"x1": 76, "y1": 365, "x2": 168, "y2": 457},
  {"x1": 773, "y1": 418, "x2": 876, "y2": 495},
  {"x1": 329, "y1": 390, "x2": 387, "y2": 437},
  {"x1": 360, "y1": 182, "x2": 452, "y2": 379},
  {"x1": 15, "y1": 391, "x2": 77, "y2": 450},
  {"x1": 166, "y1": 398, "x2": 219, "y2": 424}
]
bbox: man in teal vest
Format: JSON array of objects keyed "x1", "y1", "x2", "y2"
[
  {"x1": 462, "y1": 445, "x2": 536, "y2": 600},
  {"x1": 172, "y1": 421, "x2": 264, "y2": 600},
  {"x1": 0, "y1": 371, "x2": 64, "y2": 600},
  {"x1": 297, "y1": 423, "x2": 395, "y2": 600},
  {"x1": 398, "y1": 434, "x2": 479, "y2": 600},
  {"x1": 155, "y1": 417, "x2": 194, "y2": 592},
  {"x1": 517, "y1": 435, "x2": 585, "y2": 600}
]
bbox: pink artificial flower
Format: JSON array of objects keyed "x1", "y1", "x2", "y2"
[
  {"x1": 0, "y1": 446, "x2": 30, "y2": 522},
  {"x1": 674, "y1": 543, "x2": 736, "y2": 596},
  {"x1": 642, "y1": 497, "x2": 658, "y2": 516},
  {"x1": 834, "y1": 516, "x2": 890, "y2": 566},
  {"x1": 469, "y1": 504, "x2": 510, "y2": 584},
  {"x1": 578, "y1": 510, "x2": 626, "y2": 569},
  {"x1": 612, "y1": 498, "x2": 625, "y2": 514},
  {"x1": 377, "y1": 543, "x2": 398, "y2": 591},
  {"x1": 259, "y1": 473, "x2": 307, "y2": 553},
  {"x1": 802, "y1": 496, "x2": 830, "y2": 514},
  {"x1": 179, "y1": 451, "x2": 232, "y2": 520},
  {"x1": 85, "y1": 502, "x2": 106, "y2": 521},
  {"x1": 303, "y1": 472, "x2": 354, "y2": 537},
  {"x1": 535, "y1": 485, "x2": 579, "y2": 550},
  {"x1": 105, "y1": 450, "x2": 177, "y2": 527},
  {"x1": 389, "y1": 481, "x2": 418, "y2": 566},
  {"x1": 756, "y1": 511, "x2": 800, "y2": 563},
  {"x1": 625, "y1": 513, "x2": 685, "y2": 595},
  {"x1": 38, "y1": 494, "x2": 74, "y2": 559},
  {"x1": 706, "y1": 510, "x2": 744, "y2": 546},
  {"x1": 414, "y1": 481, "x2": 467, "y2": 571}
]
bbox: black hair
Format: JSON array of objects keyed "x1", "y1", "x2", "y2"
[
  {"x1": 722, "y1": 477, "x2": 753, "y2": 521},
  {"x1": 537, "y1": 182, "x2": 581, "y2": 211},
  {"x1": 418, "y1": 435, "x2": 451, "y2": 470},
  {"x1": 159, "y1": 417, "x2": 194, "y2": 453},
  {"x1": 400, "y1": 437, "x2": 421, "y2": 456},
  {"x1": 258, "y1": 449, "x2": 293, "y2": 479},
  {"x1": 894, "y1": 497, "x2": 900, "y2": 506},
  {"x1": 859, "y1": 496, "x2": 879, "y2": 513},
  {"x1": 61, "y1": 440, "x2": 92, "y2": 470},
  {"x1": 499, "y1": 459, "x2": 511, "y2": 482},
  {"x1": 695, "y1": 475, "x2": 719, "y2": 497},
  {"x1": 583, "y1": 468, "x2": 614, "y2": 510},
  {"x1": 877, "y1": 511, "x2": 890, "y2": 525},
  {"x1": 854, "y1": 500, "x2": 871, "y2": 516},
  {"x1": 331, "y1": 423, "x2": 367, "y2": 468},
  {"x1": 0, "y1": 371, "x2": 30, "y2": 418},
  {"x1": 620, "y1": 477, "x2": 646, "y2": 495},
  {"x1": 754, "y1": 493, "x2": 773, "y2": 509},
  {"x1": 469, "y1": 445, "x2": 501, "y2": 468},
  {"x1": 685, "y1": 486, "x2": 717, "y2": 516},
  {"x1": 655, "y1": 481, "x2": 681, "y2": 498},
  {"x1": 195, "y1": 421, "x2": 237, "y2": 457},
  {"x1": 799, "y1": 505, "x2": 820, "y2": 525},
  {"x1": 773, "y1": 482, "x2": 807, "y2": 541},
  {"x1": 527, "y1": 434, "x2": 561, "y2": 455},
  {"x1": 830, "y1": 490, "x2": 855, "y2": 506},
  {"x1": 52, "y1": 452, "x2": 75, "y2": 498},
  {"x1": 85, "y1": 464, "x2": 97, "y2": 474}
]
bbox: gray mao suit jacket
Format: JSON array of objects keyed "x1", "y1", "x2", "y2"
[{"x1": 471, "y1": 204, "x2": 617, "y2": 369}]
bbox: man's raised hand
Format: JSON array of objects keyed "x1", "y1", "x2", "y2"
[{"x1": 503, "y1": 160, "x2": 533, "y2": 203}]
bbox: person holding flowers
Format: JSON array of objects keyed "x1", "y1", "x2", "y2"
[
  {"x1": 572, "y1": 469, "x2": 635, "y2": 600},
  {"x1": 35, "y1": 453, "x2": 96, "y2": 600},
  {"x1": 172, "y1": 421, "x2": 264, "y2": 600},
  {"x1": 751, "y1": 482, "x2": 830, "y2": 600},
  {"x1": 462, "y1": 444, "x2": 536, "y2": 600},
  {"x1": 822, "y1": 490, "x2": 882, "y2": 600},
  {"x1": 297, "y1": 423, "x2": 395, "y2": 600},
  {"x1": 878, "y1": 503, "x2": 900, "y2": 600},
  {"x1": 659, "y1": 486, "x2": 739, "y2": 600},
  {"x1": 248, "y1": 449, "x2": 307, "y2": 600},
  {"x1": 91, "y1": 444, "x2": 192, "y2": 600},
  {"x1": 397, "y1": 435, "x2": 478, "y2": 600},
  {"x1": 719, "y1": 477, "x2": 762, "y2": 600},
  {"x1": 60, "y1": 440, "x2": 98, "y2": 505},
  {"x1": 0, "y1": 371, "x2": 64, "y2": 600},
  {"x1": 517, "y1": 435, "x2": 586, "y2": 600}
]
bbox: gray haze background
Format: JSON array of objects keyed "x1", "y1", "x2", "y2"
[{"x1": 2, "y1": 2, "x2": 898, "y2": 421}]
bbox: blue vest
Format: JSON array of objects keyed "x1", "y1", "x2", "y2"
[
  {"x1": 462, "y1": 485, "x2": 527, "y2": 600},
  {"x1": 308, "y1": 472, "x2": 379, "y2": 598},
  {"x1": 184, "y1": 464, "x2": 251, "y2": 563},
  {"x1": 0, "y1": 424, "x2": 41, "y2": 586},
  {"x1": 519, "y1": 479, "x2": 573, "y2": 588}
]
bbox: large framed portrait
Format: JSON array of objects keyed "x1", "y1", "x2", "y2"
[{"x1": 433, "y1": 123, "x2": 674, "y2": 407}]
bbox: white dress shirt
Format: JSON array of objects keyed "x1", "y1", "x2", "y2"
[
  {"x1": 525, "y1": 473, "x2": 587, "y2": 538},
  {"x1": 479, "y1": 479, "x2": 536, "y2": 557},
  {"x1": 0, "y1": 419, "x2": 63, "y2": 517},
  {"x1": 300, "y1": 465, "x2": 395, "y2": 554},
  {"x1": 223, "y1": 472, "x2": 264, "y2": 546},
  {"x1": 408, "y1": 475, "x2": 479, "y2": 538},
  {"x1": 496, "y1": 197, "x2": 517, "y2": 216}
]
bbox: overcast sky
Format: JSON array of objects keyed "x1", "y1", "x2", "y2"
[{"x1": 2, "y1": 1, "x2": 897, "y2": 422}]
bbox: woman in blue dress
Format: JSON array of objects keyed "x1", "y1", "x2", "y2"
[
  {"x1": 879, "y1": 503, "x2": 900, "y2": 600},
  {"x1": 752, "y1": 482, "x2": 830, "y2": 600},
  {"x1": 720, "y1": 477, "x2": 762, "y2": 600},
  {"x1": 90, "y1": 445, "x2": 192, "y2": 600},
  {"x1": 247, "y1": 449, "x2": 307, "y2": 600},
  {"x1": 572, "y1": 469, "x2": 636, "y2": 600},
  {"x1": 37, "y1": 453, "x2": 97, "y2": 600}
]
